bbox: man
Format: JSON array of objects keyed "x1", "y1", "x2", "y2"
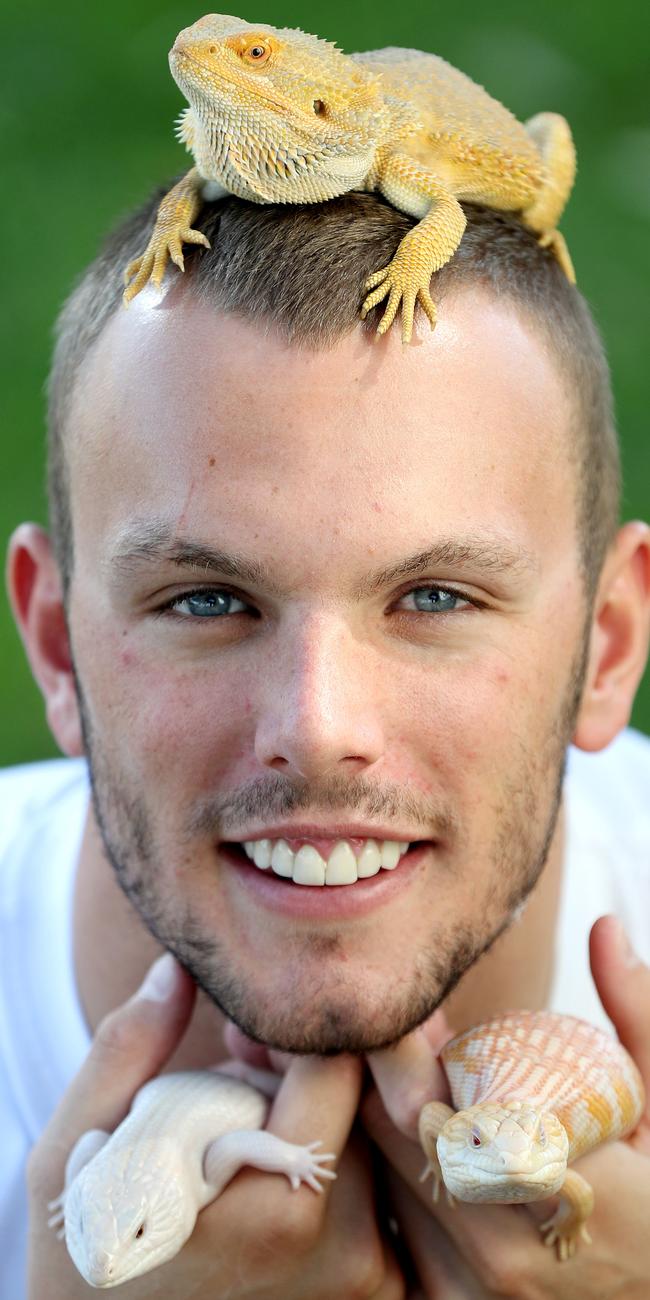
[{"x1": 3, "y1": 189, "x2": 650, "y2": 1298}]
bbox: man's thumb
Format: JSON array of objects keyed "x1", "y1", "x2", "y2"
[
  {"x1": 44, "y1": 953, "x2": 196, "y2": 1152},
  {"x1": 590, "y1": 915, "x2": 650, "y2": 1092}
]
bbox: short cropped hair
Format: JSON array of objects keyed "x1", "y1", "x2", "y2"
[{"x1": 46, "y1": 186, "x2": 620, "y2": 602}]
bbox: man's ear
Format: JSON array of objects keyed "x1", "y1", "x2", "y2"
[
  {"x1": 5, "y1": 523, "x2": 84, "y2": 757},
  {"x1": 573, "y1": 520, "x2": 650, "y2": 752}
]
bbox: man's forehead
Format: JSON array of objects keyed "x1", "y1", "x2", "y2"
[
  {"x1": 67, "y1": 284, "x2": 575, "y2": 571},
  {"x1": 72, "y1": 280, "x2": 570, "y2": 424}
]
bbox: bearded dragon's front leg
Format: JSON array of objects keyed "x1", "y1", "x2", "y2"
[
  {"x1": 361, "y1": 155, "x2": 467, "y2": 344},
  {"x1": 123, "y1": 167, "x2": 210, "y2": 304}
]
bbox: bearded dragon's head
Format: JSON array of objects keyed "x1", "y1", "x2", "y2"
[{"x1": 168, "y1": 13, "x2": 389, "y2": 202}]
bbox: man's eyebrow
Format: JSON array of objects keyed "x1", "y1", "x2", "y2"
[
  {"x1": 110, "y1": 524, "x2": 275, "y2": 589},
  {"x1": 109, "y1": 522, "x2": 537, "y2": 597},
  {"x1": 354, "y1": 536, "x2": 537, "y2": 595}
]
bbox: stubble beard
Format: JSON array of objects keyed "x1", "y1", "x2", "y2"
[{"x1": 72, "y1": 635, "x2": 588, "y2": 1055}]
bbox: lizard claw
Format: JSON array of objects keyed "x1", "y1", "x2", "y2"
[
  {"x1": 123, "y1": 227, "x2": 211, "y2": 305},
  {"x1": 47, "y1": 1189, "x2": 66, "y2": 1232},
  {"x1": 284, "y1": 1144, "x2": 337, "y2": 1193},
  {"x1": 361, "y1": 255, "x2": 437, "y2": 344}
]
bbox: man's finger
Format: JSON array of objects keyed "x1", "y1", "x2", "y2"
[
  {"x1": 590, "y1": 915, "x2": 650, "y2": 1092},
  {"x1": 39, "y1": 953, "x2": 196, "y2": 1159},
  {"x1": 267, "y1": 1053, "x2": 364, "y2": 1179},
  {"x1": 590, "y1": 915, "x2": 650, "y2": 1156},
  {"x1": 222, "y1": 1020, "x2": 274, "y2": 1068},
  {"x1": 387, "y1": 1168, "x2": 490, "y2": 1299},
  {"x1": 366, "y1": 1015, "x2": 452, "y2": 1139}
]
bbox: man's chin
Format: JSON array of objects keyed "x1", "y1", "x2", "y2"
[{"x1": 206, "y1": 983, "x2": 444, "y2": 1056}]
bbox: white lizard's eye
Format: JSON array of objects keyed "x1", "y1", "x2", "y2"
[
  {"x1": 470, "y1": 1128, "x2": 482, "y2": 1147},
  {"x1": 135, "y1": 1222, "x2": 146, "y2": 1240}
]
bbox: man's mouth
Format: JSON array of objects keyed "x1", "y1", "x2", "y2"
[{"x1": 224, "y1": 837, "x2": 422, "y2": 886}]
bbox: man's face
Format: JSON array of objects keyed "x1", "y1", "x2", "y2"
[{"x1": 65, "y1": 288, "x2": 588, "y2": 1053}]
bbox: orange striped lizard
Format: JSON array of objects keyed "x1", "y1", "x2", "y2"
[{"x1": 418, "y1": 1010, "x2": 645, "y2": 1262}]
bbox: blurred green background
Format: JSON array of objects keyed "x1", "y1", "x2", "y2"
[{"x1": 2, "y1": 0, "x2": 649, "y2": 765}]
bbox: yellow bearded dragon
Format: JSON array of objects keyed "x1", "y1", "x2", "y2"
[{"x1": 123, "y1": 13, "x2": 576, "y2": 343}]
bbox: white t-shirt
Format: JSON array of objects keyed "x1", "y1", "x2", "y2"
[{"x1": 1, "y1": 730, "x2": 650, "y2": 1298}]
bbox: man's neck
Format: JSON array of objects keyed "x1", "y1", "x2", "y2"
[{"x1": 73, "y1": 802, "x2": 565, "y2": 1066}]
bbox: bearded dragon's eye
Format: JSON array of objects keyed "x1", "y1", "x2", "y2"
[
  {"x1": 243, "y1": 41, "x2": 272, "y2": 65},
  {"x1": 313, "y1": 99, "x2": 327, "y2": 116}
]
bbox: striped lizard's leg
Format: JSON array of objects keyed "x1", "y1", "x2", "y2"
[
  {"x1": 521, "y1": 113, "x2": 577, "y2": 283},
  {"x1": 123, "y1": 166, "x2": 210, "y2": 305},
  {"x1": 47, "y1": 1129, "x2": 111, "y2": 1236},
  {"x1": 362, "y1": 153, "x2": 467, "y2": 344},
  {"x1": 538, "y1": 1167, "x2": 595, "y2": 1261},
  {"x1": 418, "y1": 1101, "x2": 457, "y2": 1207}
]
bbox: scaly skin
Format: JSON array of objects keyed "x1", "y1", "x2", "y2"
[
  {"x1": 47, "y1": 1070, "x2": 335, "y2": 1288},
  {"x1": 418, "y1": 1010, "x2": 645, "y2": 1262},
  {"x1": 123, "y1": 14, "x2": 577, "y2": 342}
]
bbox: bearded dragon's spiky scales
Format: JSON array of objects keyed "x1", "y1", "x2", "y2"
[{"x1": 123, "y1": 13, "x2": 577, "y2": 343}]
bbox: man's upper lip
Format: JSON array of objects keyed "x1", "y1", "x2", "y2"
[{"x1": 224, "y1": 824, "x2": 427, "y2": 843}]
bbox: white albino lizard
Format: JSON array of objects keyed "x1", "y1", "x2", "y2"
[{"x1": 48, "y1": 1067, "x2": 335, "y2": 1288}]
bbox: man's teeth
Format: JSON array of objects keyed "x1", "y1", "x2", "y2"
[{"x1": 241, "y1": 838, "x2": 410, "y2": 886}]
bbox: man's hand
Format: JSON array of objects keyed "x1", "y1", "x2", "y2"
[
  {"x1": 363, "y1": 915, "x2": 650, "y2": 1298},
  {"x1": 27, "y1": 954, "x2": 405, "y2": 1299}
]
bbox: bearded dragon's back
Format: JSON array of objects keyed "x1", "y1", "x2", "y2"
[{"x1": 351, "y1": 46, "x2": 541, "y2": 174}]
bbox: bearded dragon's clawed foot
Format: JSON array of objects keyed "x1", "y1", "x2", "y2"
[
  {"x1": 123, "y1": 166, "x2": 209, "y2": 305},
  {"x1": 361, "y1": 247, "x2": 438, "y2": 345},
  {"x1": 536, "y1": 228, "x2": 576, "y2": 284},
  {"x1": 123, "y1": 225, "x2": 211, "y2": 304}
]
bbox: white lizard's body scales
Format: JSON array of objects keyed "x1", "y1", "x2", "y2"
[
  {"x1": 60, "y1": 1069, "x2": 336, "y2": 1287},
  {"x1": 440, "y1": 1010, "x2": 645, "y2": 1161}
]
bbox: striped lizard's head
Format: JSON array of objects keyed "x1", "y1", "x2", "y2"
[
  {"x1": 168, "y1": 14, "x2": 388, "y2": 202},
  {"x1": 435, "y1": 1101, "x2": 569, "y2": 1204}
]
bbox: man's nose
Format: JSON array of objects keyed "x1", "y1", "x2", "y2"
[{"x1": 253, "y1": 610, "x2": 385, "y2": 780}]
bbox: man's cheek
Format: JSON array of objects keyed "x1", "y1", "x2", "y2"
[{"x1": 88, "y1": 643, "x2": 241, "y2": 774}]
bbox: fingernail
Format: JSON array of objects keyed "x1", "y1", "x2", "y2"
[
  {"x1": 137, "y1": 952, "x2": 179, "y2": 1001},
  {"x1": 616, "y1": 920, "x2": 642, "y2": 970}
]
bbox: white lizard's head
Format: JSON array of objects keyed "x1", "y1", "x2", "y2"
[
  {"x1": 436, "y1": 1102, "x2": 569, "y2": 1204},
  {"x1": 168, "y1": 14, "x2": 389, "y2": 202},
  {"x1": 64, "y1": 1138, "x2": 193, "y2": 1288}
]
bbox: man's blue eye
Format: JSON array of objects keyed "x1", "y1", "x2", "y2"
[
  {"x1": 174, "y1": 591, "x2": 243, "y2": 617},
  {"x1": 405, "y1": 588, "x2": 465, "y2": 612}
]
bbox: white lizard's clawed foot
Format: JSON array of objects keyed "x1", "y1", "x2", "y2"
[
  {"x1": 47, "y1": 1191, "x2": 66, "y2": 1235},
  {"x1": 283, "y1": 1140, "x2": 337, "y2": 1193}
]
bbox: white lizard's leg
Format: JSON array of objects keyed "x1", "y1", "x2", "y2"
[
  {"x1": 203, "y1": 1129, "x2": 337, "y2": 1196},
  {"x1": 47, "y1": 1129, "x2": 111, "y2": 1235}
]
